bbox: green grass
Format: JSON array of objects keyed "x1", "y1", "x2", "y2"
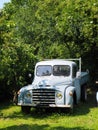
[{"x1": 0, "y1": 90, "x2": 98, "y2": 130}]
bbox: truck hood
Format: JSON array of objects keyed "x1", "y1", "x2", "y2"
[
  {"x1": 20, "y1": 76, "x2": 73, "y2": 92},
  {"x1": 32, "y1": 76, "x2": 73, "y2": 90}
]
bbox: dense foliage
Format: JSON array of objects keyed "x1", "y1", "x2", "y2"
[{"x1": 0, "y1": 0, "x2": 98, "y2": 101}]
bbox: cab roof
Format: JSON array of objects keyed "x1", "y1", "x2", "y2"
[{"x1": 36, "y1": 59, "x2": 76, "y2": 66}]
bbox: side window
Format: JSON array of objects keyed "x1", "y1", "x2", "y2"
[
  {"x1": 72, "y1": 65, "x2": 77, "y2": 78},
  {"x1": 53, "y1": 65, "x2": 70, "y2": 76}
]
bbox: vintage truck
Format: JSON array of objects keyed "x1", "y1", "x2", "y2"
[{"x1": 18, "y1": 58, "x2": 89, "y2": 113}]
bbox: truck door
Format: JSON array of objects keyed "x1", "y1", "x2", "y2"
[
  {"x1": 74, "y1": 78, "x2": 81, "y2": 102},
  {"x1": 72, "y1": 64, "x2": 81, "y2": 102}
]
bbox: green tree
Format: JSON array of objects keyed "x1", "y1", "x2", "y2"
[
  {"x1": 0, "y1": 42, "x2": 37, "y2": 100},
  {"x1": 11, "y1": 0, "x2": 98, "y2": 58},
  {"x1": 0, "y1": 3, "x2": 37, "y2": 100}
]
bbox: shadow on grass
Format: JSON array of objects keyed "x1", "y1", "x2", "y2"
[
  {"x1": 0, "y1": 124, "x2": 49, "y2": 130},
  {"x1": 51, "y1": 126, "x2": 94, "y2": 130},
  {"x1": 30, "y1": 105, "x2": 89, "y2": 118},
  {"x1": 0, "y1": 124, "x2": 94, "y2": 130}
]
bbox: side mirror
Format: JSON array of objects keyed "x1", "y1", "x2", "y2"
[
  {"x1": 76, "y1": 71, "x2": 81, "y2": 78},
  {"x1": 28, "y1": 73, "x2": 32, "y2": 78},
  {"x1": 25, "y1": 73, "x2": 33, "y2": 85}
]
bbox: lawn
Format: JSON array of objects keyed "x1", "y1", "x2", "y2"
[{"x1": 0, "y1": 89, "x2": 98, "y2": 130}]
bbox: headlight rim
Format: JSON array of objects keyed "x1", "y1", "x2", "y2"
[{"x1": 25, "y1": 91, "x2": 32, "y2": 99}]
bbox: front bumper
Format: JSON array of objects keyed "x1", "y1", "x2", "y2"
[
  {"x1": 18, "y1": 103, "x2": 33, "y2": 106},
  {"x1": 49, "y1": 104, "x2": 71, "y2": 108},
  {"x1": 18, "y1": 103, "x2": 71, "y2": 108}
]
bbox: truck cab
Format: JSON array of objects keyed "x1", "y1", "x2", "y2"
[{"x1": 18, "y1": 58, "x2": 89, "y2": 113}]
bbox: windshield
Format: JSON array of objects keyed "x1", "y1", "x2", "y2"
[
  {"x1": 36, "y1": 65, "x2": 52, "y2": 76},
  {"x1": 53, "y1": 65, "x2": 70, "y2": 76},
  {"x1": 36, "y1": 65, "x2": 70, "y2": 76}
]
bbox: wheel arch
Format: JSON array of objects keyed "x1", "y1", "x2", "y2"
[{"x1": 65, "y1": 86, "x2": 76, "y2": 105}]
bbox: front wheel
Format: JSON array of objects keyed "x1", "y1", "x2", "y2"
[
  {"x1": 21, "y1": 106, "x2": 31, "y2": 114},
  {"x1": 68, "y1": 97, "x2": 74, "y2": 114}
]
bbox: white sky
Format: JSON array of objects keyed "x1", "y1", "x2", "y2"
[{"x1": 0, "y1": 0, "x2": 10, "y2": 9}]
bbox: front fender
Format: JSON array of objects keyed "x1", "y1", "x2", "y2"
[
  {"x1": 65, "y1": 86, "x2": 75, "y2": 106},
  {"x1": 18, "y1": 85, "x2": 33, "y2": 105}
]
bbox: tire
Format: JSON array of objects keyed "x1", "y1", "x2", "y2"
[
  {"x1": 70, "y1": 92, "x2": 77, "y2": 113},
  {"x1": 69, "y1": 97, "x2": 74, "y2": 114},
  {"x1": 21, "y1": 106, "x2": 31, "y2": 114},
  {"x1": 81, "y1": 84, "x2": 87, "y2": 102}
]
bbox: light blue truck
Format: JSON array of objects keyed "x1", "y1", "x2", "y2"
[{"x1": 18, "y1": 58, "x2": 89, "y2": 113}]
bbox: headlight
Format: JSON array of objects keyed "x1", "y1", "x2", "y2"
[
  {"x1": 69, "y1": 91, "x2": 73, "y2": 96},
  {"x1": 25, "y1": 91, "x2": 32, "y2": 98},
  {"x1": 56, "y1": 92, "x2": 63, "y2": 99}
]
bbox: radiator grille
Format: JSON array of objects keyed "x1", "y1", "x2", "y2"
[{"x1": 32, "y1": 89, "x2": 55, "y2": 107}]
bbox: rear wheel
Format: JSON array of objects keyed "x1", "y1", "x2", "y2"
[
  {"x1": 21, "y1": 106, "x2": 31, "y2": 114},
  {"x1": 81, "y1": 84, "x2": 87, "y2": 102}
]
